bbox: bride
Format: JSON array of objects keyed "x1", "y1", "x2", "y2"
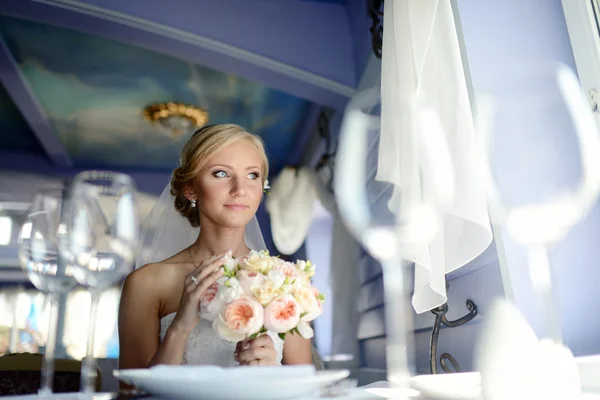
[{"x1": 118, "y1": 124, "x2": 312, "y2": 368}]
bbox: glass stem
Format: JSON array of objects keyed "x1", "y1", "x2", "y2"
[
  {"x1": 381, "y1": 258, "x2": 413, "y2": 391},
  {"x1": 80, "y1": 291, "x2": 100, "y2": 393},
  {"x1": 39, "y1": 294, "x2": 59, "y2": 396},
  {"x1": 527, "y1": 245, "x2": 563, "y2": 344}
]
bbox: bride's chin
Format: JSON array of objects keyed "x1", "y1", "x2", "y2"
[{"x1": 215, "y1": 215, "x2": 255, "y2": 229}]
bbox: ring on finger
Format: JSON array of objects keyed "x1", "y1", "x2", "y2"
[{"x1": 191, "y1": 276, "x2": 199, "y2": 285}]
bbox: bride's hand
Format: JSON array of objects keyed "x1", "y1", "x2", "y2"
[
  {"x1": 235, "y1": 335, "x2": 278, "y2": 366},
  {"x1": 170, "y1": 252, "x2": 227, "y2": 335}
]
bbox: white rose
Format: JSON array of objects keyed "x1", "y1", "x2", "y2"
[
  {"x1": 222, "y1": 255, "x2": 238, "y2": 275},
  {"x1": 296, "y1": 319, "x2": 314, "y2": 339},
  {"x1": 242, "y1": 253, "x2": 275, "y2": 274},
  {"x1": 306, "y1": 262, "x2": 316, "y2": 277},
  {"x1": 295, "y1": 260, "x2": 307, "y2": 271},
  {"x1": 292, "y1": 286, "x2": 320, "y2": 320},
  {"x1": 267, "y1": 269, "x2": 285, "y2": 289},
  {"x1": 251, "y1": 280, "x2": 281, "y2": 306},
  {"x1": 304, "y1": 286, "x2": 324, "y2": 322},
  {"x1": 219, "y1": 277, "x2": 244, "y2": 303}
]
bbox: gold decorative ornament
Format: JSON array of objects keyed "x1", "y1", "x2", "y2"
[{"x1": 143, "y1": 102, "x2": 209, "y2": 139}]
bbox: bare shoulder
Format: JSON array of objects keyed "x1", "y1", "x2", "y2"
[
  {"x1": 124, "y1": 261, "x2": 185, "y2": 294},
  {"x1": 122, "y1": 255, "x2": 192, "y2": 316}
]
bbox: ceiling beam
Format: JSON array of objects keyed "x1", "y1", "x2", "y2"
[
  {"x1": 0, "y1": 0, "x2": 357, "y2": 110},
  {"x1": 0, "y1": 36, "x2": 72, "y2": 167},
  {"x1": 0, "y1": 151, "x2": 169, "y2": 195}
]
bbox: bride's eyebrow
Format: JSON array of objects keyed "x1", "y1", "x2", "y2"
[{"x1": 209, "y1": 164, "x2": 260, "y2": 171}]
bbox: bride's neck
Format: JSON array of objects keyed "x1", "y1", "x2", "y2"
[{"x1": 190, "y1": 221, "x2": 248, "y2": 261}]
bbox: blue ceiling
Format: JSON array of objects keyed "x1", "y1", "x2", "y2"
[
  {"x1": 0, "y1": 0, "x2": 371, "y2": 194},
  {"x1": 0, "y1": 14, "x2": 310, "y2": 173},
  {"x1": 0, "y1": 83, "x2": 45, "y2": 155},
  {"x1": 297, "y1": 0, "x2": 348, "y2": 3}
]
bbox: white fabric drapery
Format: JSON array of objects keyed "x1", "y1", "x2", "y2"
[
  {"x1": 378, "y1": 0, "x2": 493, "y2": 313},
  {"x1": 266, "y1": 167, "x2": 317, "y2": 255}
]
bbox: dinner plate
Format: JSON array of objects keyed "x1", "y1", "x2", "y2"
[
  {"x1": 410, "y1": 363, "x2": 600, "y2": 400},
  {"x1": 410, "y1": 372, "x2": 481, "y2": 400},
  {"x1": 114, "y1": 366, "x2": 350, "y2": 400}
]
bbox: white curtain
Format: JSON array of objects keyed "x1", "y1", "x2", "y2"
[
  {"x1": 266, "y1": 167, "x2": 317, "y2": 255},
  {"x1": 378, "y1": 0, "x2": 493, "y2": 313}
]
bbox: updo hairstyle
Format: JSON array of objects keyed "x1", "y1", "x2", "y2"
[{"x1": 170, "y1": 124, "x2": 269, "y2": 227}]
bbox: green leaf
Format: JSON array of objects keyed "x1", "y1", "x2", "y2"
[
  {"x1": 300, "y1": 312, "x2": 308, "y2": 318},
  {"x1": 248, "y1": 332, "x2": 259, "y2": 339},
  {"x1": 278, "y1": 332, "x2": 286, "y2": 340}
]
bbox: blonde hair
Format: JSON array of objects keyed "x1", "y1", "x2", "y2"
[{"x1": 171, "y1": 124, "x2": 269, "y2": 227}]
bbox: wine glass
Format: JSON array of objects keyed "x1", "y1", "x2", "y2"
[
  {"x1": 17, "y1": 188, "x2": 78, "y2": 395},
  {"x1": 475, "y1": 63, "x2": 600, "y2": 343},
  {"x1": 334, "y1": 87, "x2": 454, "y2": 391},
  {"x1": 59, "y1": 171, "x2": 140, "y2": 393}
]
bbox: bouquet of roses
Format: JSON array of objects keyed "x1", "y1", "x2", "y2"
[{"x1": 199, "y1": 250, "x2": 325, "y2": 342}]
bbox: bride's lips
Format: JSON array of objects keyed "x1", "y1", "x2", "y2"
[{"x1": 224, "y1": 203, "x2": 249, "y2": 211}]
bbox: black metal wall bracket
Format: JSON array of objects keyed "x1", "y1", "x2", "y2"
[
  {"x1": 429, "y1": 299, "x2": 478, "y2": 374},
  {"x1": 368, "y1": 0, "x2": 384, "y2": 59}
]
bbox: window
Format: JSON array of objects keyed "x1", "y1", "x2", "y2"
[
  {"x1": 562, "y1": 0, "x2": 600, "y2": 113},
  {"x1": 0, "y1": 286, "x2": 120, "y2": 359}
]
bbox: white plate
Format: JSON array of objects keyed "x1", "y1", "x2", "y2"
[
  {"x1": 410, "y1": 370, "x2": 600, "y2": 399},
  {"x1": 114, "y1": 367, "x2": 350, "y2": 400},
  {"x1": 410, "y1": 372, "x2": 481, "y2": 400},
  {"x1": 577, "y1": 354, "x2": 600, "y2": 394}
]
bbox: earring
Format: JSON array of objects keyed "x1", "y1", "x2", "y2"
[{"x1": 191, "y1": 199, "x2": 197, "y2": 208}]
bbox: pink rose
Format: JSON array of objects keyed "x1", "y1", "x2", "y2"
[
  {"x1": 236, "y1": 269, "x2": 266, "y2": 294},
  {"x1": 275, "y1": 261, "x2": 301, "y2": 280},
  {"x1": 213, "y1": 296, "x2": 264, "y2": 342},
  {"x1": 263, "y1": 295, "x2": 300, "y2": 333}
]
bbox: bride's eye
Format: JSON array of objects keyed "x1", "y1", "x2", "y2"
[
  {"x1": 213, "y1": 170, "x2": 229, "y2": 178},
  {"x1": 247, "y1": 172, "x2": 260, "y2": 180}
]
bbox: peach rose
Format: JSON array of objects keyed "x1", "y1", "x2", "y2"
[
  {"x1": 236, "y1": 269, "x2": 266, "y2": 294},
  {"x1": 213, "y1": 296, "x2": 264, "y2": 342},
  {"x1": 263, "y1": 295, "x2": 300, "y2": 333}
]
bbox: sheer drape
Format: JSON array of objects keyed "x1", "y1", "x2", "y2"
[{"x1": 377, "y1": 0, "x2": 493, "y2": 313}]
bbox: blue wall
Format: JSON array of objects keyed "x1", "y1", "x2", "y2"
[{"x1": 458, "y1": 0, "x2": 600, "y2": 356}]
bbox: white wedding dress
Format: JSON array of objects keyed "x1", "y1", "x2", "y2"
[{"x1": 159, "y1": 313, "x2": 285, "y2": 366}]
